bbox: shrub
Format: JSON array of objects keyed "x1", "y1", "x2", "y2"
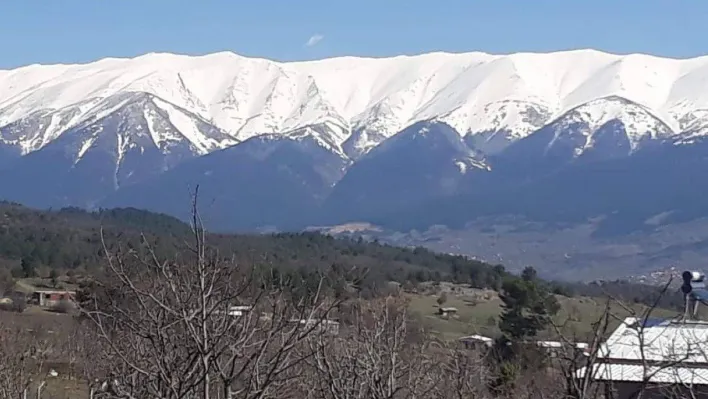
[
  {"x1": 436, "y1": 292, "x2": 448, "y2": 306},
  {"x1": 0, "y1": 294, "x2": 26, "y2": 313},
  {"x1": 51, "y1": 299, "x2": 75, "y2": 314}
]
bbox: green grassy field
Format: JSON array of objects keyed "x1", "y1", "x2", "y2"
[{"x1": 407, "y1": 290, "x2": 680, "y2": 341}]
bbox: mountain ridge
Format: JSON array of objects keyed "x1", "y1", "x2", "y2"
[{"x1": 4, "y1": 49, "x2": 708, "y2": 160}]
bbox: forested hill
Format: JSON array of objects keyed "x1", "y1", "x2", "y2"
[
  {"x1": 0, "y1": 201, "x2": 681, "y2": 307},
  {"x1": 0, "y1": 202, "x2": 510, "y2": 290}
]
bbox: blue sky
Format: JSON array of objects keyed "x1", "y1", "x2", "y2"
[{"x1": 1, "y1": 0, "x2": 706, "y2": 69}]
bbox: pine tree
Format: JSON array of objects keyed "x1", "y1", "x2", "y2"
[
  {"x1": 20, "y1": 257, "x2": 36, "y2": 278},
  {"x1": 498, "y1": 266, "x2": 559, "y2": 340},
  {"x1": 49, "y1": 269, "x2": 59, "y2": 287}
]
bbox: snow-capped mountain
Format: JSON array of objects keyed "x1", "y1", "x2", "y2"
[
  {"x1": 4, "y1": 49, "x2": 708, "y2": 161},
  {"x1": 496, "y1": 96, "x2": 676, "y2": 175},
  {"x1": 5, "y1": 49, "x2": 708, "y2": 235},
  {"x1": 0, "y1": 92, "x2": 236, "y2": 208},
  {"x1": 543, "y1": 96, "x2": 674, "y2": 154}
]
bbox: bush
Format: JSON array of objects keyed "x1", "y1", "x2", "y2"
[
  {"x1": 49, "y1": 269, "x2": 59, "y2": 287},
  {"x1": 0, "y1": 268, "x2": 14, "y2": 295},
  {"x1": 10, "y1": 267, "x2": 24, "y2": 278},
  {"x1": 50, "y1": 299, "x2": 75, "y2": 314},
  {"x1": 436, "y1": 292, "x2": 448, "y2": 306},
  {"x1": 0, "y1": 294, "x2": 26, "y2": 313}
]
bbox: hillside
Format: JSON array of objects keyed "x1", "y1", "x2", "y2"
[
  {"x1": 0, "y1": 202, "x2": 683, "y2": 310},
  {"x1": 0, "y1": 202, "x2": 513, "y2": 293}
]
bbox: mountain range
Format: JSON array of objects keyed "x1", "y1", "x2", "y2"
[{"x1": 3, "y1": 49, "x2": 708, "y2": 279}]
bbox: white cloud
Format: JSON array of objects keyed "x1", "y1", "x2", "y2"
[{"x1": 305, "y1": 34, "x2": 324, "y2": 47}]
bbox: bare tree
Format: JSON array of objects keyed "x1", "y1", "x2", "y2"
[
  {"x1": 305, "y1": 296, "x2": 439, "y2": 399},
  {"x1": 550, "y1": 275, "x2": 708, "y2": 399},
  {"x1": 432, "y1": 346, "x2": 491, "y2": 399},
  {"x1": 0, "y1": 318, "x2": 52, "y2": 399},
  {"x1": 79, "y1": 192, "x2": 339, "y2": 399}
]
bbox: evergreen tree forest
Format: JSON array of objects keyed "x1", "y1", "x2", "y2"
[{"x1": 0, "y1": 201, "x2": 685, "y2": 309}]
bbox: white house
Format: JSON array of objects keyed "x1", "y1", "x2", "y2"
[{"x1": 459, "y1": 334, "x2": 493, "y2": 349}]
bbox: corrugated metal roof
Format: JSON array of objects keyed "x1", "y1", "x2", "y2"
[
  {"x1": 578, "y1": 364, "x2": 708, "y2": 384},
  {"x1": 578, "y1": 317, "x2": 708, "y2": 384},
  {"x1": 599, "y1": 317, "x2": 708, "y2": 364}
]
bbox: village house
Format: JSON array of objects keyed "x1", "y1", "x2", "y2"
[
  {"x1": 213, "y1": 305, "x2": 253, "y2": 317},
  {"x1": 290, "y1": 318, "x2": 340, "y2": 335},
  {"x1": 577, "y1": 271, "x2": 708, "y2": 398},
  {"x1": 32, "y1": 290, "x2": 75, "y2": 308},
  {"x1": 227, "y1": 305, "x2": 253, "y2": 317},
  {"x1": 459, "y1": 334, "x2": 493, "y2": 350},
  {"x1": 535, "y1": 340, "x2": 588, "y2": 358},
  {"x1": 578, "y1": 316, "x2": 708, "y2": 398}
]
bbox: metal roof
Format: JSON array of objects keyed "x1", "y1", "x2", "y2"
[
  {"x1": 577, "y1": 316, "x2": 708, "y2": 384},
  {"x1": 599, "y1": 317, "x2": 708, "y2": 364},
  {"x1": 578, "y1": 363, "x2": 708, "y2": 384},
  {"x1": 459, "y1": 334, "x2": 493, "y2": 342}
]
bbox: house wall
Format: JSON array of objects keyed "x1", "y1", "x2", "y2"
[
  {"x1": 460, "y1": 340, "x2": 491, "y2": 351},
  {"x1": 36, "y1": 292, "x2": 75, "y2": 308},
  {"x1": 612, "y1": 382, "x2": 708, "y2": 399}
]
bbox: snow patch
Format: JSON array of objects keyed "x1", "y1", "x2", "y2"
[
  {"x1": 455, "y1": 160, "x2": 467, "y2": 174},
  {"x1": 152, "y1": 97, "x2": 234, "y2": 154},
  {"x1": 75, "y1": 137, "x2": 96, "y2": 164}
]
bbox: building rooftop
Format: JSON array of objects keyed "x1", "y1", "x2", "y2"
[
  {"x1": 459, "y1": 334, "x2": 493, "y2": 343},
  {"x1": 599, "y1": 317, "x2": 708, "y2": 364},
  {"x1": 33, "y1": 289, "x2": 76, "y2": 293},
  {"x1": 578, "y1": 316, "x2": 708, "y2": 384},
  {"x1": 586, "y1": 363, "x2": 708, "y2": 385}
]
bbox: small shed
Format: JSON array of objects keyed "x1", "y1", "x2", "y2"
[{"x1": 438, "y1": 307, "x2": 458, "y2": 318}]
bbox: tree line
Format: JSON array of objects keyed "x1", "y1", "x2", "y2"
[{"x1": 0, "y1": 201, "x2": 683, "y2": 313}]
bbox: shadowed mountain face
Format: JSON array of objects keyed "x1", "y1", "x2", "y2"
[
  {"x1": 102, "y1": 131, "x2": 350, "y2": 231},
  {"x1": 320, "y1": 121, "x2": 490, "y2": 224},
  {"x1": 0, "y1": 92, "x2": 234, "y2": 209}
]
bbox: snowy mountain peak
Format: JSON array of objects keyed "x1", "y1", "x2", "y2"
[
  {"x1": 3, "y1": 49, "x2": 708, "y2": 166},
  {"x1": 545, "y1": 96, "x2": 675, "y2": 156}
]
